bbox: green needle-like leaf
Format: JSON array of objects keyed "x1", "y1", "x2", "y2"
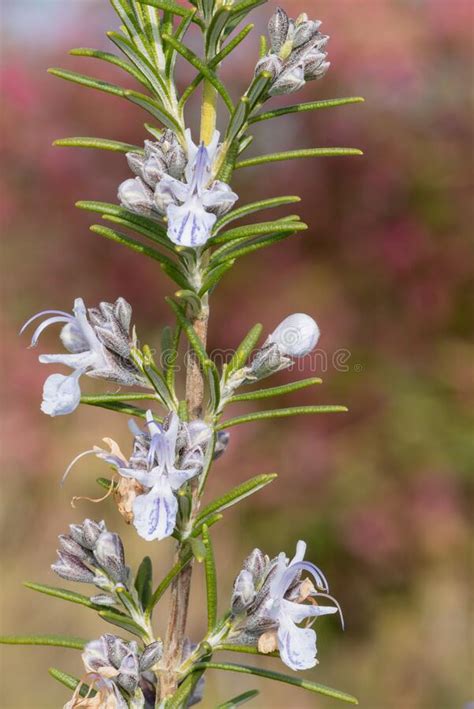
[
  {"x1": 79, "y1": 393, "x2": 157, "y2": 404},
  {"x1": 196, "y1": 474, "x2": 277, "y2": 525},
  {"x1": 216, "y1": 643, "x2": 278, "y2": 657},
  {"x1": 202, "y1": 525, "x2": 217, "y2": 632},
  {"x1": 179, "y1": 24, "x2": 253, "y2": 107},
  {"x1": 48, "y1": 67, "x2": 126, "y2": 96},
  {"x1": 215, "y1": 196, "x2": 301, "y2": 231},
  {"x1": 230, "y1": 378, "x2": 322, "y2": 403},
  {"x1": 49, "y1": 668, "x2": 93, "y2": 697},
  {"x1": 212, "y1": 230, "x2": 299, "y2": 263},
  {"x1": 216, "y1": 406, "x2": 348, "y2": 430},
  {"x1": 24, "y1": 582, "x2": 102, "y2": 610},
  {"x1": 69, "y1": 47, "x2": 151, "y2": 89},
  {"x1": 226, "y1": 323, "x2": 262, "y2": 375},
  {"x1": 126, "y1": 89, "x2": 184, "y2": 132},
  {"x1": 80, "y1": 396, "x2": 149, "y2": 418},
  {"x1": 167, "y1": 674, "x2": 203, "y2": 709},
  {"x1": 250, "y1": 96, "x2": 365, "y2": 124},
  {"x1": 217, "y1": 690, "x2": 260, "y2": 708},
  {"x1": 190, "y1": 512, "x2": 223, "y2": 541},
  {"x1": 199, "y1": 261, "x2": 235, "y2": 296},
  {"x1": 53, "y1": 136, "x2": 141, "y2": 153},
  {"x1": 189, "y1": 662, "x2": 358, "y2": 704},
  {"x1": 107, "y1": 31, "x2": 169, "y2": 100},
  {"x1": 137, "y1": 0, "x2": 204, "y2": 27},
  {"x1": 102, "y1": 214, "x2": 172, "y2": 250},
  {"x1": 76, "y1": 200, "x2": 171, "y2": 250},
  {"x1": 89, "y1": 225, "x2": 188, "y2": 288},
  {"x1": 231, "y1": 0, "x2": 268, "y2": 15},
  {"x1": 236, "y1": 148, "x2": 363, "y2": 169},
  {"x1": 210, "y1": 220, "x2": 307, "y2": 246},
  {"x1": 0, "y1": 635, "x2": 86, "y2": 650},
  {"x1": 135, "y1": 556, "x2": 153, "y2": 610},
  {"x1": 98, "y1": 609, "x2": 145, "y2": 637},
  {"x1": 161, "y1": 33, "x2": 234, "y2": 113}
]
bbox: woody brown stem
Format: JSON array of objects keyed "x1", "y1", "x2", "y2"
[{"x1": 159, "y1": 295, "x2": 209, "y2": 701}]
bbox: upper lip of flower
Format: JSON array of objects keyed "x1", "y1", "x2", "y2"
[
  {"x1": 20, "y1": 298, "x2": 107, "y2": 363},
  {"x1": 117, "y1": 410, "x2": 202, "y2": 490}
]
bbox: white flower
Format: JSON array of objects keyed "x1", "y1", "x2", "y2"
[
  {"x1": 103, "y1": 411, "x2": 205, "y2": 541},
  {"x1": 263, "y1": 541, "x2": 339, "y2": 671},
  {"x1": 21, "y1": 297, "x2": 143, "y2": 417},
  {"x1": 21, "y1": 298, "x2": 110, "y2": 416},
  {"x1": 267, "y1": 313, "x2": 320, "y2": 357},
  {"x1": 117, "y1": 411, "x2": 203, "y2": 540},
  {"x1": 155, "y1": 129, "x2": 238, "y2": 248}
]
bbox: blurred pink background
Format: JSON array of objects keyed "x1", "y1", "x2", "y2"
[{"x1": 1, "y1": 0, "x2": 473, "y2": 707}]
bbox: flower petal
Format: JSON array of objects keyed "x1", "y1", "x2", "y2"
[
  {"x1": 132, "y1": 480, "x2": 178, "y2": 541},
  {"x1": 277, "y1": 614, "x2": 318, "y2": 671},
  {"x1": 41, "y1": 371, "x2": 83, "y2": 416},
  {"x1": 281, "y1": 597, "x2": 337, "y2": 624},
  {"x1": 156, "y1": 174, "x2": 190, "y2": 204},
  {"x1": 202, "y1": 181, "x2": 238, "y2": 215},
  {"x1": 166, "y1": 199, "x2": 216, "y2": 247}
]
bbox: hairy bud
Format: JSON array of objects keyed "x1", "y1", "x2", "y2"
[
  {"x1": 232, "y1": 570, "x2": 256, "y2": 613},
  {"x1": 51, "y1": 551, "x2": 96, "y2": 584},
  {"x1": 118, "y1": 177, "x2": 154, "y2": 216},
  {"x1": 268, "y1": 7, "x2": 290, "y2": 53},
  {"x1": 139, "y1": 641, "x2": 163, "y2": 671},
  {"x1": 94, "y1": 532, "x2": 128, "y2": 584}
]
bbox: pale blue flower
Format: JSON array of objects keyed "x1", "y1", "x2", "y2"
[
  {"x1": 21, "y1": 298, "x2": 109, "y2": 416},
  {"x1": 155, "y1": 129, "x2": 238, "y2": 248},
  {"x1": 116, "y1": 411, "x2": 204, "y2": 540},
  {"x1": 88, "y1": 411, "x2": 205, "y2": 542},
  {"x1": 263, "y1": 540, "x2": 340, "y2": 671},
  {"x1": 21, "y1": 297, "x2": 143, "y2": 417}
]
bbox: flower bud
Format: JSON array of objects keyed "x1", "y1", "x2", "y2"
[
  {"x1": 139, "y1": 641, "x2": 163, "y2": 671},
  {"x1": 82, "y1": 519, "x2": 107, "y2": 550},
  {"x1": 117, "y1": 651, "x2": 140, "y2": 693},
  {"x1": 213, "y1": 430, "x2": 230, "y2": 460},
  {"x1": 292, "y1": 19, "x2": 321, "y2": 48},
  {"x1": 104, "y1": 634, "x2": 129, "y2": 669},
  {"x1": 93, "y1": 532, "x2": 127, "y2": 584},
  {"x1": 118, "y1": 177, "x2": 154, "y2": 216},
  {"x1": 126, "y1": 151, "x2": 145, "y2": 178},
  {"x1": 52, "y1": 551, "x2": 96, "y2": 584},
  {"x1": 254, "y1": 54, "x2": 282, "y2": 80},
  {"x1": 155, "y1": 129, "x2": 187, "y2": 179},
  {"x1": 187, "y1": 420, "x2": 212, "y2": 449},
  {"x1": 304, "y1": 55, "x2": 330, "y2": 81},
  {"x1": 268, "y1": 7, "x2": 290, "y2": 53},
  {"x1": 243, "y1": 548, "x2": 268, "y2": 581},
  {"x1": 232, "y1": 569, "x2": 256, "y2": 613},
  {"x1": 269, "y1": 62, "x2": 305, "y2": 96},
  {"x1": 248, "y1": 342, "x2": 289, "y2": 381},
  {"x1": 268, "y1": 313, "x2": 320, "y2": 357},
  {"x1": 58, "y1": 534, "x2": 91, "y2": 561}
]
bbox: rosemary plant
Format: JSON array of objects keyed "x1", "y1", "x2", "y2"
[{"x1": 2, "y1": 1, "x2": 364, "y2": 706}]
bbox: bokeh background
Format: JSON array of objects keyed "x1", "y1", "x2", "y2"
[{"x1": 1, "y1": 0, "x2": 473, "y2": 707}]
